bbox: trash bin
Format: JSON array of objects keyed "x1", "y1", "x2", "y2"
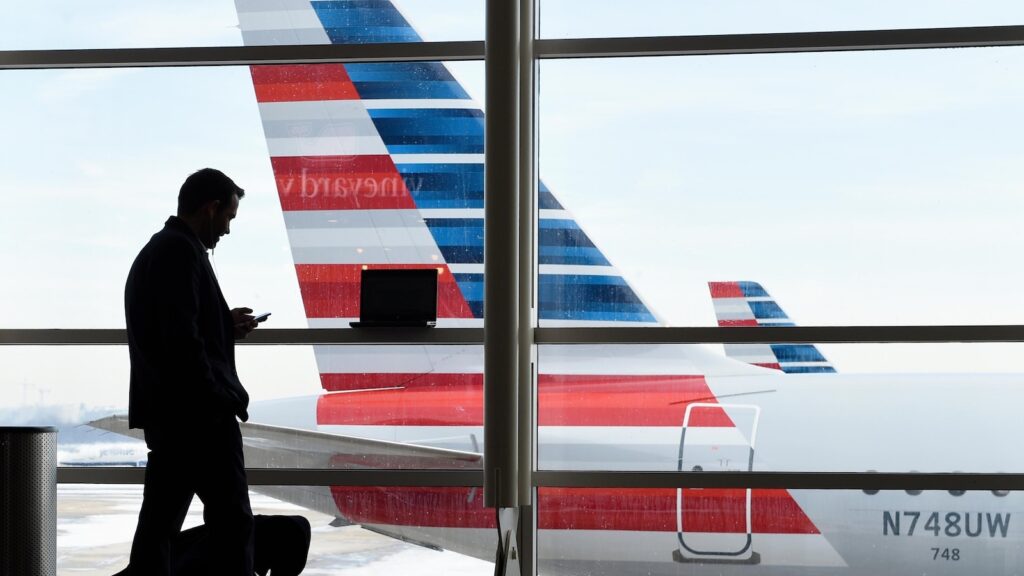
[{"x1": 0, "y1": 426, "x2": 57, "y2": 576}]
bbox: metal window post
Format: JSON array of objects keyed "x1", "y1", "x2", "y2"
[
  {"x1": 518, "y1": 0, "x2": 539, "y2": 572},
  {"x1": 484, "y1": 0, "x2": 521, "y2": 510}
]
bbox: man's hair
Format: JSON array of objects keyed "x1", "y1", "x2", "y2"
[{"x1": 177, "y1": 168, "x2": 245, "y2": 215}]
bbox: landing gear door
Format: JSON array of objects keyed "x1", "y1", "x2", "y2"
[{"x1": 676, "y1": 403, "x2": 760, "y2": 564}]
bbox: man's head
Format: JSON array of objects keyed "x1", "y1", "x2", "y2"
[{"x1": 177, "y1": 168, "x2": 245, "y2": 250}]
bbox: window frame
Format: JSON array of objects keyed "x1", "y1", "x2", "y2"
[{"x1": 4, "y1": 7, "x2": 1024, "y2": 576}]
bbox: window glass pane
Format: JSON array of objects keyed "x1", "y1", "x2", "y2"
[
  {"x1": 0, "y1": 66, "x2": 298, "y2": 328},
  {"x1": 59, "y1": 485, "x2": 494, "y2": 574},
  {"x1": 2, "y1": 345, "x2": 482, "y2": 465},
  {"x1": 537, "y1": 344, "x2": 1024, "y2": 472},
  {"x1": 537, "y1": 49, "x2": 1024, "y2": 327},
  {"x1": 540, "y1": 0, "x2": 1024, "y2": 38},
  {"x1": 243, "y1": 345, "x2": 486, "y2": 463},
  {"x1": 0, "y1": 60, "x2": 484, "y2": 329},
  {"x1": 536, "y1": 486, "x2": 1023, "y2": 574},
  {"x1": 1, "y1": 0, "x2": 483, "y2": 50}
]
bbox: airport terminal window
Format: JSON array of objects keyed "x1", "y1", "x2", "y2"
[
  {"x1": 0, "y1": 60, "x2": 491, "y2": 476},
  {"x1": 539, "y1": 0, "x2": 1024, "y2": 38},
  {"x1": 0, "y1": 61, "x2": 485, "y2": 329},
  {"x1": 0, "y1": 66, "x2": 299, "y2": 328},
  {"x1": 244, "y1": 345, "x2": 486, "y2": 459},
  {"x1": 535, "y1": 343, "x2": 1024, "y2": 473},
  {"x1": 4, "y1": 2, "x2": 1024, "y2": 576},
  {"x1": 0, "y1": 0, "x2": 484, "y2": 51},
  {"x1": 0, "y1": 343, "x2": 486, "y2": 467},
  {"x1": 57, "y1": 484, "x2": 495, "y2": 574},
  {"x1": 534, "y1": 487, "x2": 1024, "y2": 575},
  {"x1": 536, "y1": 49, "x2": 1024, "y2": 328}
]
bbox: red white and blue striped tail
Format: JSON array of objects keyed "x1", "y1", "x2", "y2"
[
  {"x1": 235, "y1": 0, "x2": 662, "y2": 393},
  {"x1": 708, "y1": 281, "x2": 836, "y2": 374},
  {"x1": 230, "y1": 5, "x2": 839, "y2": 564}
]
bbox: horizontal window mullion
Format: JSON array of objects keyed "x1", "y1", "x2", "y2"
[
  {"x1": 0, "y1": 41, "x2": 485, "y2": 70},
  {"x1": 0, "y1": 328, "x2": 485, "y2": 345},
  {"x1": 245, "y1": 328, "x2": 485, "y2": 345},
  {"x1": 58, "y1": 467, "x2": 483, "y2": 487},
  {"x1": 536, "y1": 25, "x2": 1024, "y2": 59},
  {"x1": 536, "y1": 326, "x2": 1024, "y2": 344},
  {"x1": 5, "y1": 326, "x2": 1024, "y2": 345},
  {"x1": 0, "y1": 329, "x2": 128, "y2": 345},
  {"x1": 534, "y1": 471, "x2": 1024, "y2": 491},
  {"x1": 58, "y1": 467, "x2": 1024, "y2": 491},
  {"x1": 5, "y1": 26, "x2": 1023, "y2": 70}
]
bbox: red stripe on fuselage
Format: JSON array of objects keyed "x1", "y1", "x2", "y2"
[
  {"x1": 319, "y1": 373, "x2": 818, "y2": 534},
  {"x1": 328, "y1": 487, "x2": 819, "y2": 534},
  {"x1": 272, "y1": 155, "x2": 417, "y2": 211},
  {"x1": 539, "y1": 375, "x2": 731, "y2": 427},
  {"x1": 317, "y1": 380, "x2": 482, "y2": 426},
  {"x1": 316, "y1": 374, "x2": 731, "y2": 427},
  {"x1": 322, "y1": 372, "x2": 483, "y2": 392},
  {"x1": 296, "y1": 264, "x2": 474, "y2": 319},
  {"x1": 251, "y1": 64, "x2": 359, "y2": 102}
]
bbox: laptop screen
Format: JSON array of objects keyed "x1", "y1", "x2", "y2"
[{"x1": 359, "y1": 269, "x2": 438, "y2": 323}]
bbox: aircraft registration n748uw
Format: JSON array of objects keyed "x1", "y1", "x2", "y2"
[{"x1": 93, "y1": 1, "x2": 1024, "y2": 574}]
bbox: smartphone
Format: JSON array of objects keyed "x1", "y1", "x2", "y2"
[{"x1": 253, "y1": 312, "x2": 271, "y2": 323}]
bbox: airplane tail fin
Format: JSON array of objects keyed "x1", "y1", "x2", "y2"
[
  {"x1": 236, "y1": 0, "x2": 660, "y2": 395},
  {"x1": 708, "y1": 281, "x2": 836, "y2": 374}
]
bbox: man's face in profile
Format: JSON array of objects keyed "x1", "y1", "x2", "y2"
[{"x1": 208, "y1": 193, "x2": 240, "y2": 249}]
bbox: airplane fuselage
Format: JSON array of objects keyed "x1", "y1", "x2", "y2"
[{"x1": 250, "y1": 367, "x2": 1024, "y2": 574}]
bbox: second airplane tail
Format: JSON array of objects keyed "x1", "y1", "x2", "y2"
[{"x1": 709, "y1": 281, "x2": 836, "y2": 374}]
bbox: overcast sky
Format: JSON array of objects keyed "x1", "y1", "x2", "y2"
[{"x1": 1, "y1": 1, "x2": 1023, "y2": 413}]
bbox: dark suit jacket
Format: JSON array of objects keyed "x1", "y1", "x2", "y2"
[{"x1": 125, "y1": 216, "x2": 249, "y2": 430}]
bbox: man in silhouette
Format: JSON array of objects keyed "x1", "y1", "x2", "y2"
[{"x1": 123, "y1": 168, "x2": 258, "y2": 575}]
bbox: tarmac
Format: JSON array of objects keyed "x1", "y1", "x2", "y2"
[{"x1": 56, "y1": 485, "x2": 491, "y2": 575}]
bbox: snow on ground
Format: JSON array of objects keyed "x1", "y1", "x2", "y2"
[{"x1": 57, "y1": 485, "x2": 493, "y2": 575}]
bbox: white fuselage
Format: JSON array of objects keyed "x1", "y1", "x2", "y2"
[{"x1": 250, "y1": 362, "x2": 1024, "y2": 575}]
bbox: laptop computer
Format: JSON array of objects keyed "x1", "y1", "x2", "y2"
[{"x1": 349, "y1": 268, "x2": 438, "y2": 328}]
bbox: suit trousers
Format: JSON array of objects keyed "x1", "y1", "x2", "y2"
[{"x1": 128, "y1": 417, "x2": 254, "y2": 576}]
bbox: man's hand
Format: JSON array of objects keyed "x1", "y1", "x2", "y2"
[{"x1": 231, "y1": 307, "x2": 258, "y2": 339}]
